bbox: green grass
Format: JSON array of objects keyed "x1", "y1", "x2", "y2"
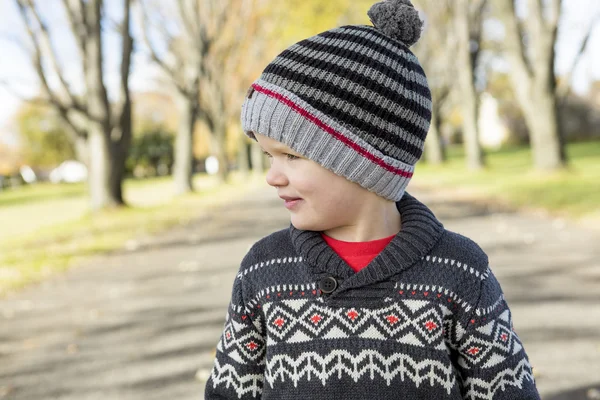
[
  {"x1": 413, "y1": 141, "x2": 600, "y2": 218},
  {"x1": 0, "y1": 182, "x2": 86, "y2": 207},
  {"x1": 0, "y1": 173, "x2": 264, "y2": 296}
]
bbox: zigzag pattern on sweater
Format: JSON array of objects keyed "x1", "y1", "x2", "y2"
[
  {"x1": 463, "y1": 357, "x2": 536, "y2": 399},
  {"x1": 263, "y1": 348, "x2": 534, "y2": 400},
  {"x1": 208, "y1": 359, "x2": 263, "y2": 399},
  {"x1": 264, "y1": 350, "x2": 458, "y2": 393}
]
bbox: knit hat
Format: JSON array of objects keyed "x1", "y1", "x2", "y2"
[{"x1": 241, "y1": 0, "x2": 431, "y2": 202}]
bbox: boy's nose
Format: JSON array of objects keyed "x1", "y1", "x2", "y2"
[{"x1": 265, "y1": 164, "x2": 288, "y2": 188}]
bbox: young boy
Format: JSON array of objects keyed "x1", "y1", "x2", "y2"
[{"x1": 205, "y1": 0, "x2": 541, "y2": 398}]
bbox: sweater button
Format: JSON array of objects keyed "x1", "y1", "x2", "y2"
[{"x1": 319, "y1": 277, "x2": 338, "y2": 294}]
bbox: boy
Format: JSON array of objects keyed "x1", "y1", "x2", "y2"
[{"x1": 205, "y1": 0, "x2": 541, "y2": 398}]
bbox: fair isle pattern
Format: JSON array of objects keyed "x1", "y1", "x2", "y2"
[
  {"x1": 264, "y1": 349, "x2": 458, "y2": 394},
  {"x1": 262, "y1": 298, "x2": 450, "y2": 350},
  {"x1": 463, "y1": 358, "x2": 536, "y2": 399},
  {"x1": 424, "y1": 255, "x2": 491, "y2": 281},
  {"x1": 457, "y1": 309, "x2": 524, "y2": 369},
  {"x1": 218, "y1": 305, "x2": 265, "y2": 364},
  {"x1": 205, "y1": 193, "x2": 541, "y2": 399},
  {"x1": 208, "y1": 360, "x2": 263, "y2": 399},
  {"x1": 236, "y1": 256, "x2": 304, "y2": 280},
  {"x1": 258, "y1": 296, "x2": 523, "y2": 371}
]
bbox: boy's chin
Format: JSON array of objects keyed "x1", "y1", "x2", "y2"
[{"x1": 291, "y1": 216, "x2": 330, "y2": 232}]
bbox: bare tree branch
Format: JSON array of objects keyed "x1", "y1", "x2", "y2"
[
  {"x1": 61, "y1": 0, "x2": 88, "y2": 64},
  {"x1": 15, "y1": 1, "x2": 69, "y2": 110},
  {"x1": 135, "y1": 0, "x2": 188, "y2": 94},
  {"x1": 23, "y1": 0, "x2": 87, "y2": 114},
  {"x1": 495, "y1": 0, "x2": 533, "y2": 92},
  {"x1": 548, "y1": 0, "x2": 562, "y2": 28},
  {"x1": 177, "y1": 0, "x2": 197, "y2": 44}
]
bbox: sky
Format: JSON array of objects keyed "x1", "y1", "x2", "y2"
[{"x1": 0, "y1": 0, "x2": 599, "y2": 146}]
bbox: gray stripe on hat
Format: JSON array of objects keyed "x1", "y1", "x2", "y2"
[
  {"x1": 304, "y1": 31, "x2": 429, "y2": 88},
  {"x1": 335, "y1": 25, "x2": 422, "y2": 65},
  {"x1": 261, "y1": 72, "x2": 425, "y2": 161},
  {"x1": 269, "y1": 49, "x2": 431, "y2": 112}
]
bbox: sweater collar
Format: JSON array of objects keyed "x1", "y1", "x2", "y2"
[{"x1": 289, "y1": 192, "x2": 445, "y2": 293}]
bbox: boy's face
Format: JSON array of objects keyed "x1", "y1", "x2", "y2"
[{"x1": 254, "y1": 132, "x2": 375, "y2": 232}]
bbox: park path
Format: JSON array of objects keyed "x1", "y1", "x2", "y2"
[{"x1": 1, "y1": 184, "x2": 599, "y2": 399}]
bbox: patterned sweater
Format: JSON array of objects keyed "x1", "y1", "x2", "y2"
[{"x1": 204, "y1": 193, "x2": 540, "y2": 399}]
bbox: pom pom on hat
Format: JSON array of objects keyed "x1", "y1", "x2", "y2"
[{"x1": 367, "y1": 0, "x2": 423, "y2": 47}]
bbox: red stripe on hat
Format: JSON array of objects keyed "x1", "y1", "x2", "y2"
[{"x1": 252, "y1": 84, "x2": 413, "y2": 178}]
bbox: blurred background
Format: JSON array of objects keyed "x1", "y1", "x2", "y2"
[{"x1": 0, "y1": 0, "x2": 599, "y2": 399}]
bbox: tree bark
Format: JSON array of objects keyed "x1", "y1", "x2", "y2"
[
  {"x1": 85, "y1": 0, "x2": 124, "y2": 209},
  {"x1": 525, "y1": 84, "x2": 565, "y2": 169},
  {"x1": 456, "y1": 0, "x2": 485, "y2": 170},
  {"x1": 425, "y1": 109, "x2": 446, "y2": 165},
  {"x1": 173, "y1": 90, "x2": 196, "y2": 194},
  {"x1": 495, "y1": 0, "x2": 566, "y2": 170},
  {"x1": 237, "y1": 134, "x2": 250, "y2": 175}
]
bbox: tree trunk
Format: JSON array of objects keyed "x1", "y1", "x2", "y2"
[
  {"x1": 250, "y1": 140, "x2": 265, "y2": 178},
  {"x1": 212, "y1": 123, "x2": 230, "y2": 184},
  {"x1": 173, "y1": 90, "x2": 196, "y2": 195},
  {"x1": 425, "y1": 109, "x2": 446, "y2": 165},
  {"x1": 456, "y1": 0, "x2": 485, "y2": 170},
  {"x1": 237, "y1": 134, "x2": 250, "y2": 176},
  {"x1": 523, "y1": 84, "x2": 565, "y2": 169},
  {"x1": 495, "y1": 0, "x2": 566, "y2": 171},
  {"x1": 85, "y1": 0, "x2": 124, "y2": 210},
  {"x1": 74, "y1": 136, "x2": 89, "y2": 166},
  {"x1": 110, "y1": 101, "x2": 132, "y2": 204}
]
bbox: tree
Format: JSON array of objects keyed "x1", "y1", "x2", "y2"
[
  {"x1": 14, "y1": 0, "x2": 134, "y2": 210},
  {"x1": 413, "y1": 0, "x2": 455, "y2": 165},
  {"x1": 137, "y1": 0, "x2": 260, "y2": 192},
  {"x1": 454, "y1": 0, "x2": 487, "y2": 169},
  {"x1": 494, "y1": 0, "x2": 566, "y2": 170}
]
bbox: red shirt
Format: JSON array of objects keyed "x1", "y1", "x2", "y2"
[{"x1": 321, "y1": 232, "x2": 397, "y2": 273}]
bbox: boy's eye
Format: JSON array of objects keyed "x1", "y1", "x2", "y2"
[{"x1": 262, "y1": 151, "x2": 299, "y2": 160}]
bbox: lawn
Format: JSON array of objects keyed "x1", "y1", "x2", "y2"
[
  {"x1": 412, "y1": 140, "x2": 600, "y2": 220},
  {"x1": 0, "y1": 172, "x2": 264, "y2": 296}
]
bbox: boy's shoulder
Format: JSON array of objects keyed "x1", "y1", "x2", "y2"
[
  {"x1": 434, "y1": 228, "x2": 490, "y2": 272},
  {"x1": 240, "y1": 226, "x2": 293, "y2": 267}
]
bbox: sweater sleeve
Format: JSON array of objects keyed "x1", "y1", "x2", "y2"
[
  {"x1": 204, "y1": 274, "x2": 265, "y2": 399},
  {"x1": 453, "y1": 266, "x2": 541, "y2": 400}
]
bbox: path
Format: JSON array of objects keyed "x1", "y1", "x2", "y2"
[{"x1": 1, "y1": 185, "x2": 599, "y2": 399}]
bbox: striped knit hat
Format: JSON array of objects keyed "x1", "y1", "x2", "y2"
[{"x1": 241, "y1": 0, "x2": 431, "y2": 202}]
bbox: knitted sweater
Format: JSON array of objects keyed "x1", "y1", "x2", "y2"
[{"x1": 204, "y1": 193, "x2": 540, "y2": 399}]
